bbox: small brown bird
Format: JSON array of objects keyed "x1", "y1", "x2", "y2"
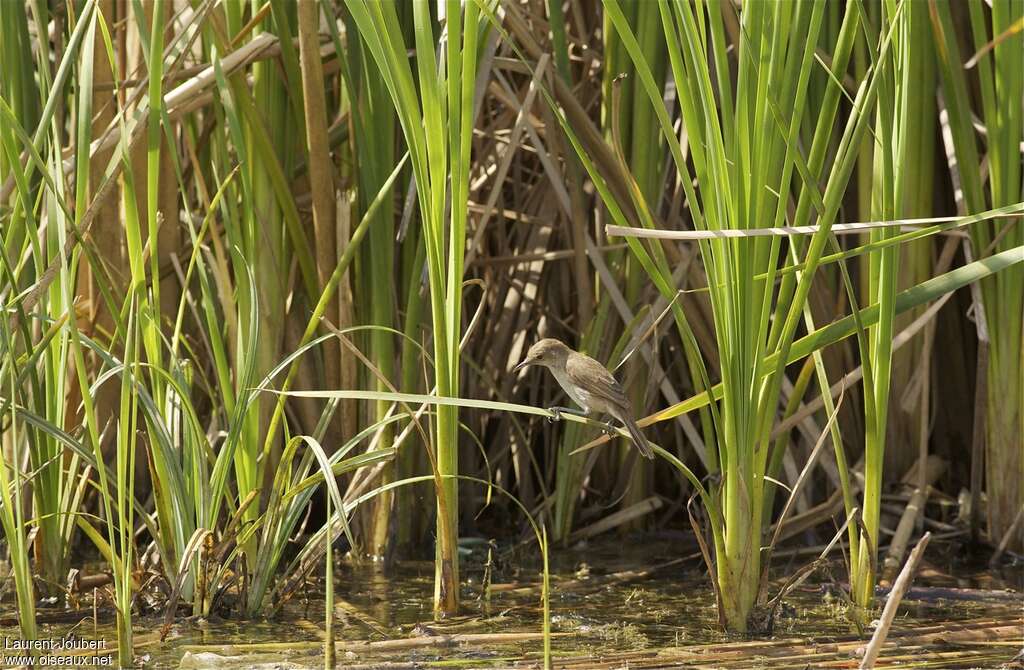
[{"x1": 513, "y1": 338, "x2": 654, "y2": 459}]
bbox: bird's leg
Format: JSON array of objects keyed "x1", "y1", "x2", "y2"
[
  {"x1": 546, "y1": 406, "x2": 586, "y2": 423},
  {"x1": 602, "y1": 421, "x2": 618, "y2": 437}
]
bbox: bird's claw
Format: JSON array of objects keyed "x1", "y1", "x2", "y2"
[
  {"x1": 546, "y1": 408, "x2": 562, "y2": 424},
  {"x1": 602, "y1": 422, "x2": 617, "y2": 437}
]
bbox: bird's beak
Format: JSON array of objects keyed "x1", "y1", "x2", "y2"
[{"x1": 513, "y1": 358, "x2": 531, "y2": 374}]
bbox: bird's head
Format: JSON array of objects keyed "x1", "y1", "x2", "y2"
[{"x1": 513, "y1": 338, "x2": 570, "y2": 373}]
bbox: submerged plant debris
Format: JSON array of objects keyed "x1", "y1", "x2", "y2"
[{"x1": 2, "y1": 537, "x2": 1019, "y2": 669}]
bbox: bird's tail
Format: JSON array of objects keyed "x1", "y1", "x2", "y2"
[{"x1": 620, "y1": 413, "x2": 654, "y2": 459}]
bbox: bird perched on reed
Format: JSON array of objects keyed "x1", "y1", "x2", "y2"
[{"x1": 513, "y1": 338, "x2": 654, "y2": 459}]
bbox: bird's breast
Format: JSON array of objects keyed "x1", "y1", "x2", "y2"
[{"x1": 550, "y1": 367, "x2": 587, "y2": 409}]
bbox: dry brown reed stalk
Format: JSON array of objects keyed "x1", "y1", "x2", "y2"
[{"x1": 860, "y1": 532, "x2": 932, "y2": 669}]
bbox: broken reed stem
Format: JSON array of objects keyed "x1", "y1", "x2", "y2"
[
  {"x1": 860, "y1": 531, "x2": 932, "y2": 669},
  {"x1": 880, "y1": 486, "x2": 929, "y2": 585},
  {"x1": 989, "y1": 505, "x2": 1024, "y2": 567}
]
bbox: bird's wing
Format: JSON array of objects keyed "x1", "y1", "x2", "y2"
[{"x1": 565, "y1": 353, "x2": 629, "y2": 409}]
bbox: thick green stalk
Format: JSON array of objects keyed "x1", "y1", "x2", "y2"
[
  {"x1": 349, "y1": 24, "x2": 399, "y2": 559},
  {"x1": 396, "y1": 241, "x2": 427, "y2": 552},
  {"x1": 343, "y1": 0, "x2": 482, "y2": 615},
  {"x1": 851, "y1": 0, "x2": 903, "y2": 613}
]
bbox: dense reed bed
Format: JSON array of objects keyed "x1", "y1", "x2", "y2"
[{"x1": 0, "y1": 0, "x2": 1021, "y2": 664}]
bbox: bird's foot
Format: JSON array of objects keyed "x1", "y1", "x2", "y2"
[
  {"x1": 546, "y1": 407, "x2": 563, "y2": 423},
  {"x1": 603, "y1": 422, "x2": 618, "y2": 437}
]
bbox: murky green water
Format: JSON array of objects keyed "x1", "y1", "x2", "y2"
[{"x1": 1, "y1": 536, "x2": 1020, "y2": 668}]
